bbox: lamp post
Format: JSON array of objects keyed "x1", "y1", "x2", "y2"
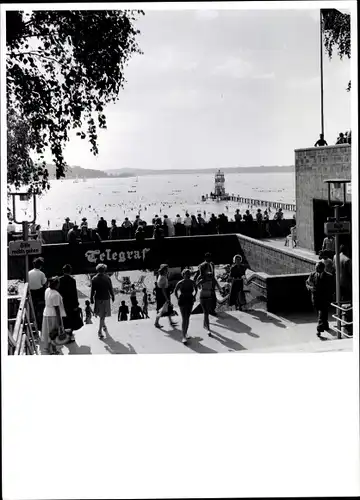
[
  {"x1": 10, "y1": 192, "x2": 37, "y2": 283},
  {"x1": 324, "y1": 179, "x2": 351, "y2": 338}
]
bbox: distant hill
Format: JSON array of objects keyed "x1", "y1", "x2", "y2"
[
  {"x1": 106, "y1": 166, "x2": 295, "y2": 177},
  {"x1": 46, "y1": 164, "x2": 109, "y2": 179},
  {"x1": 47, "y1": 164, "x2": 295, "y2": 180}
]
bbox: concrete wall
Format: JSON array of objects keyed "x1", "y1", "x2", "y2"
[
  {"x1": 295, "y1": 144, "x2": 351, "y2": 251},
  {"x1": 237, "y1": 234, "x2": 317, "y2": 275}
]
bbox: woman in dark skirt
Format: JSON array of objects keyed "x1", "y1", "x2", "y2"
[
  {"x1": 229, "y1": 254, "x2": 247, "y2": 310},
  {"x1": 174, "y1": 269, "x2": 197, "y2": 344},
  {"x1": 58, "y1": 264, "x2": 79, "y2": 342},
  {"x1": 154, "y1": 281, "x2": 166, "y2": 313}
]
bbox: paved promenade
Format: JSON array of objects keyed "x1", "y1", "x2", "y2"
[{"x1": 61, "y1": 308, "x2": 352, "y2": 355}]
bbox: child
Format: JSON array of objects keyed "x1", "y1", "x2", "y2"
[
  {"x1": 84, "y1": 300, "x2": 93, "y2": 324},
  {"x1": 142, "y1": 287, "x2": 149, "y2": 318},
  {"x1": 130, "y1": 299, "x2": 144, "y2": 320},
  {"x1": 118, "y1": 300, "x2": 129, "y2": 322}
]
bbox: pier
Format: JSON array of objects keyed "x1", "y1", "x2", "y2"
[
  {"x1": 202, "y1": 193, "x2": 296, "y2": 212},
  {"x1": 203, "y1": 171, "x2": 296, "y2": 211}
]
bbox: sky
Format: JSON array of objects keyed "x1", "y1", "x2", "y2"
[{"x1": 54, "y1": 8, "x2": 352, "y2": 171}]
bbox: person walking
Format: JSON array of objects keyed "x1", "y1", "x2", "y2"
[
  {"x1": 58, "y1": 264, "x2": 80, "y2": 342},
  {"x1": 306, "y1": 262, "x2": 334, "y2": 337},
  {"x1": 84, "y1": 300, "x2": 93, "y2": 324},
  {"x1": 154, "y1": 264, "x2": 177, "y2": 329},
  {"x1": 28, "y1": 257, "x2": 47, "y2": 332},
  {"x1": 130, "y1": 284, "x2": 137, "y2": 307},
  {"x1": 196, "y1": 268, "x2": 221, "y2": 336},
  {"x1": 198, "y1": 252, "x2": 217, "y2": 316},
  {"x1": 322, "y1": 234, "x2": 335, "y2": 259},
  {"x1": 319, "y1": 250, "x2": 334, "y2": 275},
  {"x1": 142, "y1": 287, "x2": 150, "y2": 318},
  {"x1": 90, "y1": 264, "x2": 115, "y2": 339},
  {"x1": 41, "y1": 277, "x2": 68, "y2": 354},
  {"x1": 228, "y1": 254, "x2": 247, "y2": 311},
  {"x1": 174, "y1": 269, "x2": 197, "y2": 344}
]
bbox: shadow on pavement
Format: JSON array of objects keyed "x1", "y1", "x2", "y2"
[
  {"x1": 164, "y1": 327, "x2": 218, "y2": 354},
  {"x1": 102, "y1": 333, "x2": 137, "y2": 354},
  {"x1": 65, "y1": 342, "x2": 92, "y2": 355},
  {"x1": 248, "y1": 310, "x2": 287, "y2": 329},
  {"x1": 215, "y1": 312, "x2": 260, "y2": 338},
  {"x1": 210, "y1": 331, "x2": 247, "y2": 352}
]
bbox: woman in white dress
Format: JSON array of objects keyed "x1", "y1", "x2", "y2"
[{"x1": 41, "y1": 277, "x2": 67, "y2": 354}]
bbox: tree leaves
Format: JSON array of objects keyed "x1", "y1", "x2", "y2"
[
  {"x1": 322, "y1": 9, "x2": 351, "y2": 91},
  {"x1": 7, "y1": 9, "x2": 144, "y2": 193}
]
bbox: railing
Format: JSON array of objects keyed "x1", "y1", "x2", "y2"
[
  {"x1": 331, "y1": 302, "x2": 353, "y2": 339},
  {"x1": 8, "y1": 283, "x2": 40, "y2": 355}
]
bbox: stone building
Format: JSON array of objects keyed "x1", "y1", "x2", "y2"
[{"x1": 295, "y1": 144, "x2": 351, "y2": 253}]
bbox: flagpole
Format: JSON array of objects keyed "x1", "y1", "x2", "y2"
[{"x1": 320, "y1": 9, "x2": 324, "y2": 137}]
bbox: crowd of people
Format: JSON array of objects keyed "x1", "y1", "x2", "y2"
[
  {"x1": 18, "y1": 232, "x2": 353, "y2": 354},
  {"x1": 59, "y1": 206, "x2": 289, "y2": 244},
  {"x1": 26, "y1": 249, "x2": 251, "y2": 353},
  {"x1": 306, "y1": 243, "x2": 352, "y2": 337},
  {"x1": 314, "y1": 130, "x2": 351, "y2": 147}
]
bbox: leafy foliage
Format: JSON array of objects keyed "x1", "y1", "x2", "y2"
[
  {"x1": 322, "y1": 9, "x2": 351, "y2": 91},
  {"x1": 7, "y1": 10, "x2": 144, "y2": 193}
]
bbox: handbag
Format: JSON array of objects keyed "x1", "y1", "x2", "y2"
[
  {"x1": 69, "y1": 307, "x2": 84, "y2": 331},
  {"x1": 159, "y1": 301, "x2": 169, "y2": 316}
]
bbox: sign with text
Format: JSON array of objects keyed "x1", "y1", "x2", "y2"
[
  {"x1": 324, "y1": 221, "x2": 350, "y2": 236},
  {"x1": 9, "y1": 240, "x2": 42, "y2": 256},
  {"x1": 8, "y1": 235, "x2": 243, "y2": 280}
]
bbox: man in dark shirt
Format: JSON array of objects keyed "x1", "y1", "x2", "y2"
[
  {"x1": 97, "y1": 217, "x2": 108, "y2": 240},
  {"x1": 306, "y1": 262, "x2": 334, "y2": 336},
  {"x1": 243, "y1": 210, "x2": 253, "y2": 223},
  {"x1": 67, "y1": 225, "x2": 79, "y2": 244},
  {"x1": 109, "y1": 219, "x2": 118, "y2": 240},
  {"x1": 58, "y1": 264, "x2": 79, "y2": 340},
  {"x1": 314, "y1": 134, "x2": 328, "y2": 147}
]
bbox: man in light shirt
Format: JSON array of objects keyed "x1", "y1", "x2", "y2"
[
  {"x1": 183, "y1": 213, "x2": 192, "y2": 236},
  {"x1": 28, "y1": 257, "x2": 47, "y2": 331}
]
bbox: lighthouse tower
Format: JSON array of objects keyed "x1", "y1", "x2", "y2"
[{"x1": 214, "y1": 170, "x2": 226, "y2": 197}]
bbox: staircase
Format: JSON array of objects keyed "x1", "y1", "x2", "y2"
[{"x1": 8, "y1": 283, "x2": 40, "y2": 355}]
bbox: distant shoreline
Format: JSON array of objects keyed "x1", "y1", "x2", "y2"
[{"x1": 47, "y1": 164, "x2": 295, "y2": 180}]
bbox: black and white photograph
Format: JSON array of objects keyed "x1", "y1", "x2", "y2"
[
  {"x1": 2, "y1": 2, "x2": 358, "y2": 499},
  {"x1": 5, "y1": 4, "x2": 354, "y2": 355}
]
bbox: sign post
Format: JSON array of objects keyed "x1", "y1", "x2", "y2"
[
  {"x1": 10, "y1": 192, "x2": 37, "y2": 283},
  {"x1": 324, "y1": 220, "x2": 350, "y2": 236}
]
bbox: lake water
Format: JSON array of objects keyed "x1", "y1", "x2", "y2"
[{"x1": 11, "y1": 171, "x2": 295, "y2": 230}]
